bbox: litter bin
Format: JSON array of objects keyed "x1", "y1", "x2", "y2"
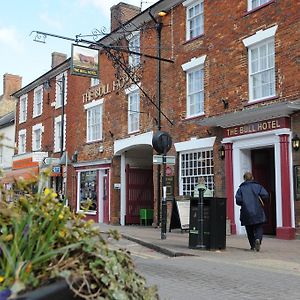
[
  {"x1": 189, "y1": 196, "x2": 226, "y2": 250},
  {"x1": 139, "y1": 208, "x2": 154, "y2": 226}
]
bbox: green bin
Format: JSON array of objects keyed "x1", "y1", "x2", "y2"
[{"x1": 140, "y1": 208, "x2": 153, "y2": 226}]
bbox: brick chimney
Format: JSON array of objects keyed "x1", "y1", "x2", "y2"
[
  {"x1": 51, "y1": 52, "x2": 67, "y2": 69},
  {"x1": 3, "y1": 73, "x2": 22, "y2": 97},
  {"x1": 110, "y1": 2, "x2": 141, "y2": 32}
]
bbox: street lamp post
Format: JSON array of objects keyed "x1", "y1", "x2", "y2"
[
  {"x1": 60, "y1": 73, "x2": 66, "y2": 196},
  {"x1": 150, "y1": 10, "x2": 167, "y2": 228}
]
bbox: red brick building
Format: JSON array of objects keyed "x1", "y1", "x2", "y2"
[{"x1": 12, "y1": 0, "x2": 300, "y2": 239}]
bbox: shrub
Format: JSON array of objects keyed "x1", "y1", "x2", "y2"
[{"x1": 0, "y1": 176, "x2": 159, "y2": 300}]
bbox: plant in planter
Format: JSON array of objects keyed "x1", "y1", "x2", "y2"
[{"x1": 0, "y1": 173, "x2": 159, "y2": 300}]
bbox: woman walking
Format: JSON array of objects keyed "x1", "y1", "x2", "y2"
[{"x1": 235, "y1": 172, "x2": 269, "y2": 251}]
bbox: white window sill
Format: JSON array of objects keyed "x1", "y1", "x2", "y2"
[
  {"x1": 185, "y1": 112, "x2": 205, "y2": 120},
  {"x1": 86, "y1": 139, "x2": 103, "y2": 144},
  {"x1": 77, "y1": 210, "x2": 97, "y2": 215},
  {"x1": 128, "y1": 129, "x2": 140, "y2": 135},
  {"x1": 32, "y1": 114, "x2": 42, "y2": 119},
  {"x1": 247, "y1": 94, "x2": 277, "y2": 105}
]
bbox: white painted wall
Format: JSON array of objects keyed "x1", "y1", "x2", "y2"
[{"x1": 0, "y1": 123, "x2": 15, "y2": 170}]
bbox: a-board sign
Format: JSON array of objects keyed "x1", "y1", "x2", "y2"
[
  {"x1": 169, "y1": 196, "x2": 190, "y2": 231},
  {"x1": 176, "y1": 200, "x2": 190, "y2": 230}
]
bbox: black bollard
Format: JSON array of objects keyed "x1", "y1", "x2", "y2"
[{"x1": 196, "y1": 188, "x2": 206, "y2": 249}]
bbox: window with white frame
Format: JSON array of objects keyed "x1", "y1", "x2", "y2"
[
  {"x1": 127, "y1": 86, "x2": 140, "y2": 133},
  {"x1": 128, "y1": 32, "x2": 140, "y2": 67},
  {"x1": 183, "y1": 0, "x2": 204, "y2": 41},
  {"x1": 32, "y1": 123, "x2": 43, "y2": 151},
  {"x1": 55, "y1": 72, "x2": 67, "y2": 108},
  {"x1": 54, "y1": 115, "x2": 66, "y2": 153},
  {"x1": 248, "y1": 0, "x2": 270, "y2": 11},
  {"x1": 19, "y1": 94, "x2": 28, "y2": 123},
  {"x1": 18, "y1": 129, "x2": 26, "y2": 154},
  {"x1": 84, "y1": 99, "x2": 103, "y2": 143},
  {"x1": 243, "y1": 25, "x2": 277, "y2": 102},
  {"x1": 91, "y1": 77, "x2": 100, "y2": 87},
  {"x1": 182, "y1": 55, "x2": 206, "y2": 118},
  {"x1": 180, "y1": 149, "x2": 214, "y2": 196},
  {"x1": 33, "y1": 86, "x2": 43, "y2": 117}
]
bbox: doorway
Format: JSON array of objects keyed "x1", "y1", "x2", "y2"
[
  {"x1": 251, "y1": 148, "x2": 276, "y2": 235},
  {"x1": 125, "y1": 165, "x2": 153, "y2": 224},
  {"x1": 102, "y1": 171, "x2": 109, "y2": 223}
]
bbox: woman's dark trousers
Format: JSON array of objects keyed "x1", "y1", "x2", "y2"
[{"x1": 245, "y1": 223, "x2": 264, "y2": 249}]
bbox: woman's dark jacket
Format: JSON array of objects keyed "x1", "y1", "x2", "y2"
[{"x1": 235, "y1": 180, "x2": 269, "y2": 226}]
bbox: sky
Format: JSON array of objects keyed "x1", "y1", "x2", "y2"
[{"x1": 0, "y1": 0, "x2": 157, "y2": 93}]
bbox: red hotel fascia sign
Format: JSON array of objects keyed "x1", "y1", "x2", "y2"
[{"x1": 224, "y1": 117, "x2": 290, "y2": 138}]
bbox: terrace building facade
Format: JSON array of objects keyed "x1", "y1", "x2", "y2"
[{"x1": 12, "y1": 0, "x2": 300, "y2": 239}]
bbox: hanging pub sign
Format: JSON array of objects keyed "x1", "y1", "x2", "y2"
[{"x1": 71, "y1": 44, "x2": 99, "y2": 78}]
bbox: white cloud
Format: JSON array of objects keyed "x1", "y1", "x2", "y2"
[{"x1": 0, "y1": 27, "x2": 24, "y2": 54}]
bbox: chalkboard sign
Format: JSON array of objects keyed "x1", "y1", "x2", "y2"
[{"x1": 169, "y1": 196, "x2": 190, "y2": 231}]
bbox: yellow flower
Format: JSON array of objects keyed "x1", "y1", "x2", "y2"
[
  {"x1": 58, "y1": 230, "x2": 66, "y2": 237},
  {"x1": 51, "y1": 192, "x2": 57, "y2": 198},
  {"x1": 58, "y1": 214, "x2": 64, "y2": 220},
  {"x1": 0, "y1": 276, "x2": 4, "y2": 283},
  {"x1": 44, "y1": 188, "x2": 51, "y2": 196},
  {"x1": 3, "y1": 234, "x2": 13, "y2": 242},
  {"x1": 19, "y1": 197, "x2": 28, "y2": 206}
]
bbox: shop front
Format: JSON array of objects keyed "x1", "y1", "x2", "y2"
[
  {"x1": 73, "y1": 160, "x2": 111, "y2": 223},
  {"x1": 1, "y1": 152, "x2": 47, "y2": 191}
]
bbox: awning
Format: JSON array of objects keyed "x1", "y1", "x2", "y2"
[
  {"x1": 1, "y1": 167, "x2": 39, "y2": 184},
  {"x1": 198, "y1": 100, "x2": 300, "y2": 128}
]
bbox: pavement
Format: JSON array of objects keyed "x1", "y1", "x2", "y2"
[{"x1": 99, "y1": 224, "x2": 300, "y2": 263}]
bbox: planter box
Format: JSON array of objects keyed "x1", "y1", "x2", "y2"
[{"x1": 14, "y1": 280, "x2": 81, "y2": 300}]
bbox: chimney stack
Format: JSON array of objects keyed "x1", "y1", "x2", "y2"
[
  {"x1": 51, "y1": 52, "x2": 67, "y2": 69},
  {"x1": 110, "y1": 2, "x2": 141, "y2": 32},
  {"x1": 3, "y1": 73, "x2": 22, "y2": 97}
]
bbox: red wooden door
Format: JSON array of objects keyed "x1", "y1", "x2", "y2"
[
  {"x1": 126, "y1": 166, "x2": 153, "y2": 224},
  {"x1": 251, "y1": 148, "x2": 276, "y2": 235},
  {"x1": 103, "y1": 172, "x2": 109, "y2": 223}
]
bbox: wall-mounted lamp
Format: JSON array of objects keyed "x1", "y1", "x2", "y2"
[
  {"x1": 292, "y1": 134, "x2": 300, "y2": 151},
  {"x1": 71, "y1": 150, "x2": 78, "y2": 163},
  {"x1": 158, "y1": 10, "x2": 167, "y2": 17},
  {"x1": 43, "y1": 80, "x2": 51, "y2": 91},
  {"x1": 43, "y1": 80, "x2": 51, "y2": 104},
  {"x1": 222, "y1": 99, "x2": 229, "y2": 109},
  {"x1": 219, "y1": 145, "x2": 225, "y2": 160}
]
